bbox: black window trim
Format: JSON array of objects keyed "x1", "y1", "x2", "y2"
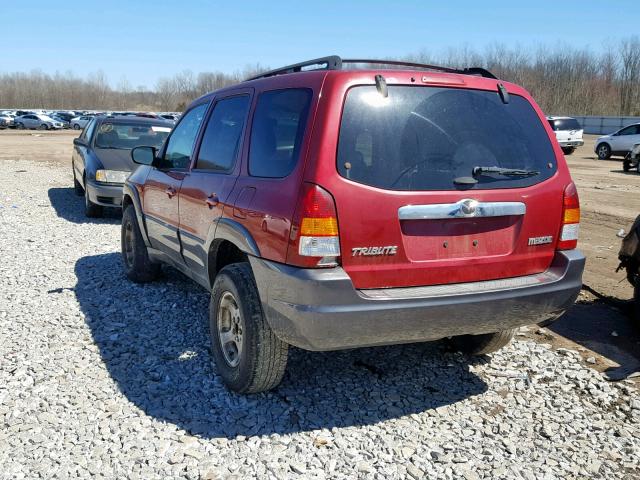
[
  {"x1": 247, "y1": 87, "x2": 314, "y2": 179},
  {"x1": 156, "y1": 100, "x2": 211, "y2": 172},
  {"x1": 191, "y1": 92, "x2": 252, "y2": 175}
]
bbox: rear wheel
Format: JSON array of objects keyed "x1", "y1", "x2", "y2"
[
  {"x1": 450, "y1": 329, "x2": 517, "y2": 355},
  {"x1": 597, "y1": 143, "x2": 611, "y2": 160},
  {"x1": 561, "y1": 147, "x2": 575, "y2": 155},
  {"x1": 84, "y1": 178, "x2": 103, "y2": 218},
  {"x1": 121, "y1": 205, "x2": 160, "y2": 282},
  {"x1": 209, "y1": 263, "x2": 288, "y2": 393}
]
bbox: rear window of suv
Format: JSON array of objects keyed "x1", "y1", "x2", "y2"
[
  {"x1": 549, "y1": 118, "x2": 581, "y2": 131},
  {"x1": 337, "y1": 85, "x2": 557, "y2": 191}
]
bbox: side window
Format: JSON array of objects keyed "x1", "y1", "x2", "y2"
[
  {"x1": 195, "y1": 96, "x2": 250, "y2": 172},
  {"x1": 619, "y1": 126, "x2": 638, "y2": 136},
  {"x1": 161, "y1": 103, "x2": 208, "y2": 169},
  {"x1": 248, "y1": 89, "x2": 312, "y2": 178},
  {"x1": 81, "y1": 119, "x2": 96, "y2": 141}
]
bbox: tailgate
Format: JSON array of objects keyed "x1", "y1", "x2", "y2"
[{"x1": 332, "y1": 84, "x2": 563, "y2": 289}]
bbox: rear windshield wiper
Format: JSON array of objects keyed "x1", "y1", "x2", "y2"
[{"x1": 472, "y1": 166, "x2": 539, "y2": 177}]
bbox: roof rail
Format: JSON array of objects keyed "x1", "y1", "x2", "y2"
[
  {"x1": 342, "y1": 59, "x2": 497, "y2": 79},
  {"x1": 245, "y1": 56, "x2": 342, "y2": 81},
  {"x1": 244, "y1": 55, "x2": 497, "y2": 81}
]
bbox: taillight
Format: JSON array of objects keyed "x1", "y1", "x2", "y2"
[
  {"x1": 557, "y1": 182, "x2": 580, "y2": 250},
  {"x1": 287, "y1": 183, "x2": 340, "y2": 268}
]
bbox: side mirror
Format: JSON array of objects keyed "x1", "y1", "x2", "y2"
[
  {"x1": 131, "y1": 146, "x2": 157, "y2": 166},
  {"x1": 73, "y1": 137, "x2": 86, "y2": 146}
]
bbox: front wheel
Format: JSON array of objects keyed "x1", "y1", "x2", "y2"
[
  {"x1": 450, "y1": 329, "x2": 517, "y2": 355},
  {"x1": 624, "y1": 159, "x2": 631, "y2": 172},
  {"x1": 73, "y1": 123, "x2": 81, "y2": 130},
  {"x1": 209, "y1": 263, "x2": 288, "y2": 393},
  {"x1": 73, "y1": 168, "x2": 84, "y2": 196},
  {"x1": 121, "y1": 205, "x2": 160, "y2": 282},
  {"x1": 597, "y1": 143, "x2": 611, "y2": 160},
  {"x1": 84, "y1": 179, "x2": 103, "y2": 218},
  {"x1": 39, "y1": 124, "x2": 49, "y2": 130},
  {"x1": 561, "y1": 147, "x2": 575, "y2": 155}
]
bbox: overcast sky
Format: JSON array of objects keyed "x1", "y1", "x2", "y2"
[{"x1": 2, "y1": 0, "x2": 637, "y2": 88}]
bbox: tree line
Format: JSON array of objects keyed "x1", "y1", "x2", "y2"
[{"x1": 0, "y1": 38, "x2": 638, "y2": 116}]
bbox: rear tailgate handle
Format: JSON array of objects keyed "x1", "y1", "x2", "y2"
[{"x1": 398, "y1": 200, "x2": 526, "y2": 220}]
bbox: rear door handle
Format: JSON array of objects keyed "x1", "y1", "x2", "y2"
[
  {"x1": 206, "y1": 194, "x2": 219, "y2": 208},
  {"x1": 165, "y1": 186, "x2": 177, "y2": 198}
]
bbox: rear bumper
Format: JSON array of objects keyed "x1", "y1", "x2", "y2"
[
  {"x1": 249, "y1": 250, "x2": 585, "y2": 351},
  {"x1": 559, "y1": 140, "x2": 584, "y2": 147},
  {"x1": 85, "y1": 180, "x2": 124, "y2": 207}
]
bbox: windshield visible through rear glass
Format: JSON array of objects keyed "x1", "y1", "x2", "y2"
[
  {"x1": 94, "y1": 123, "x2": 171, "y2": 150},
  {"x1": 337, "y1": 85, "x2": 557, "y2": 191}
]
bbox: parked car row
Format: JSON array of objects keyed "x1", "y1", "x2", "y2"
[
  {"x1": 67, "y1": 56, "x2": 586, "y2": 394},
  {"x1": 0, "y1": 109, "x2": 180, "y2": 130}
]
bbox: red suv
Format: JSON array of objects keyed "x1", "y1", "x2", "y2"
[{"x1": 121, "y1": 56, "x2": 585, "y2": 393}]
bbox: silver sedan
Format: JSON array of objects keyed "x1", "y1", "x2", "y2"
[{"x1": 14, "y1": 114, "x2": 64, "y2": 130}]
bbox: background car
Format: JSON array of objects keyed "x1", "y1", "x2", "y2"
[
  {"x1": 547, "y1": 116, "x2": 584, "y2": 155},
  {"x1": 623, "y1": 143, "x2": 640, "y2": 173},
  {"x1": 70, "y1": 115, "x2": 93, "y2": 130},
  {"x1": 72, "y1": 116, "x2": 173, "y2": 217},
  {"x1": 14, "y1": 113, "x2": 64, "y2": 130},
  {"x1": 595, "y1": 123, "x2": 640, "y2": 160},
  {"x1": 0, "y1": 114, "x2": 14, "y2": 129},
  {"x1": 49, "y1": 114, "x2": 70, "y2": 128},
  {"x1": 54, "y1": 111, "x2": 75, "y2": 123}
]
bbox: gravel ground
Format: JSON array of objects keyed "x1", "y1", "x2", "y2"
[{"x1": 0, "y1": 158, "x2": 639, "y2": 479}]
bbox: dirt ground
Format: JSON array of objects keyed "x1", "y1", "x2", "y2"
[{"x1": 1, "y1": 128, "x2": 639, "y2": 381}]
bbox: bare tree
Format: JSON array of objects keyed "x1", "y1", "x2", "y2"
[{"x1": 1, "y1": 39, "x2": 640, "y2": 115}]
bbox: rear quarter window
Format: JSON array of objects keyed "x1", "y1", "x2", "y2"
[
  {"x1": 337, "y1": 85, "x2": 557, "y2": 191},
  {"x1": 248, "y1": 88, "x2": 312, "y2": 178}
]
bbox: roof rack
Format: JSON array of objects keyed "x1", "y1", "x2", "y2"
[
  {"x1": 245, "y1": 56, "x2": 343, "y2": 81},
  {"x1": 245, "y1": 55, "x2": 497, "y2": 81}
]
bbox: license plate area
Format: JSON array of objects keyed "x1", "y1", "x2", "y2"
[{"x1": 400, "y1": 216, "x2": 521, "y2": 260}]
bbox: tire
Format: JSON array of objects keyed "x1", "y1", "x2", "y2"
[
  {"x1": 634, "y1": 283, "x2": 640, "y2": 326},
  {"x1": 39, "y1": 123, "x2": 49, "y2": 130},
  {"x1": 16, "y1": 122, "x2": 24, "y2": 129},
  {"x1": 597, "y1": 143, "x2": 611, "y2": 160},
  {"x1": 561, "y1": 147, "x2": 575, "y2": 155},
  {"x1": 73, "y1": 123, "x2": 81, "y2": 130},
  {"x1": 209, "y1": 263, "x2": 288, "y2": 393},
  {"x1": 623, "y1": 159, "x2": 631, "y2": 172},
  {"x1": 636, "y1": 162, "x2": 640, "y2": 175},
  {"x1": 450, "y1": 328, "x2": 517, "y2": 355},
  {"x1": 73, "y1": 167, "x2": 84, "y2": 196},
  {"x1": 83, "y1": 178, "x2": 103, "y2": 218},
  {"x1": 121, "y1": 205, "x2": 160, "y2": 283}
]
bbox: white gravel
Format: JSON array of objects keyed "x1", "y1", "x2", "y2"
[{"x1": 0, "y1": 158, "x2": 639, "y2": 479}]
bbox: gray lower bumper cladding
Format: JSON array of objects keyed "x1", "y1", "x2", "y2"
[{"x1": 249, "y1": 250, "x2": 585, "y2": 351}]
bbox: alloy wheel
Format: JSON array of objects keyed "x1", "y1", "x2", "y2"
[{"x1": 217, "y1": 291, "x2": 244, "y2": 367}]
